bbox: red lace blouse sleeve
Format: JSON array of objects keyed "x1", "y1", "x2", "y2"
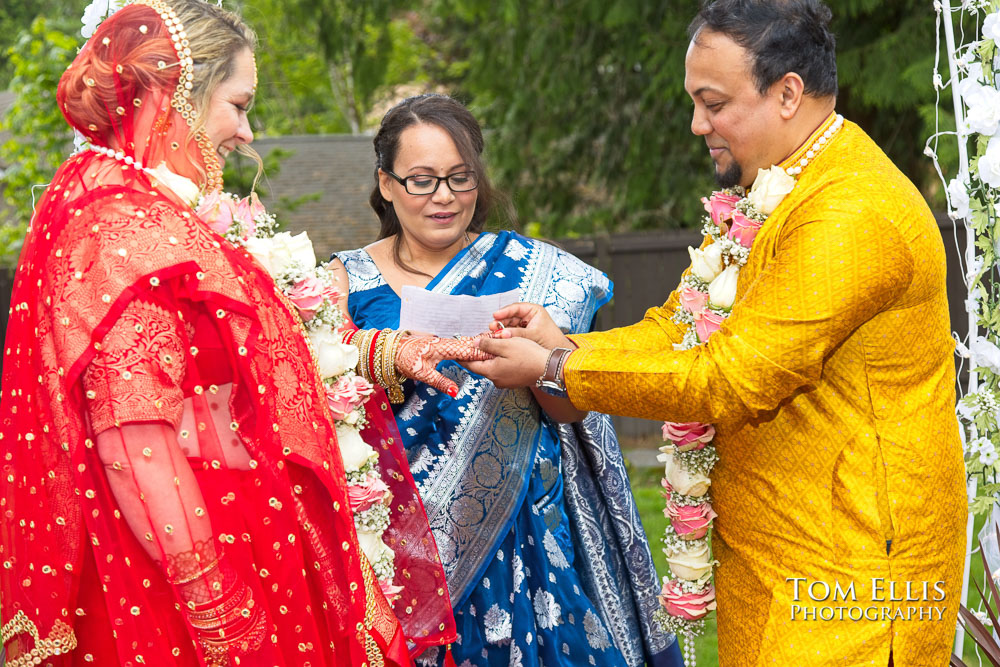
[{"x1": 82, "y1": 297, "x2": 188, "y2": 433}]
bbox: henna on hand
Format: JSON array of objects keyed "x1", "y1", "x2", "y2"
[{"x1": 395, "y1": 335, "x2": 494, "y2": 396}]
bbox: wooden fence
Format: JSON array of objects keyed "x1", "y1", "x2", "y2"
[{"x1": 0, "y1": 217, "x2": 971, "y2": 441}]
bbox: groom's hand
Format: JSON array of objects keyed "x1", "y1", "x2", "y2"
[
  {"x1": 490, "y1": 303, "x2": 572, "y2": 350},
  {"x1": 463, "y1": 334, "x2": 549, "y2": 389}
]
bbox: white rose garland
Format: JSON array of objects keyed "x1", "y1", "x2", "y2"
[{"x1": 195, "y1": 189, "x2": 404, "y2": 604}]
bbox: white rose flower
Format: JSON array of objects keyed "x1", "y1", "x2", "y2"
[
  {"x1": 356, "y1": 528, "x2": 396, "y2": 564},
  {"x1": 746, "y1": 166, "x2": 796, "y2": 215},
  {"x1": 971, "y1": 337, "x2": 1000, "y2": 374},
  {"x1": 663, "y1": 454, "x2": 711, "y2": 497},
  {"x1": 947, "y1": 176, "x2": 971, "y2": 220},
  {"x1": 708, "y1": 264, "x2": 740, "y2": 310},
  {"x1": 309, "y1": 329, "x2": 359, "y2": 379},
  {"x1": 336, "y1": 423, "x2": 376, "y2": 472},
  {"x1": 979, "y1": 136, "x2": 1000, "y2": 189},
  {"x1": 965, "y1": 85, "x2": 1000, "y2": 136},
  {"x1": 688, "y1": 243, "x2": 724, "y2": 283},
  {"x1": 667, "y1": 542, "x2": 713, "y2": 581},
  {"x1": 244, "y1": 236, "x2": 276, "y2": 275},
  {"x1": 146, "y1": 162, "x2": 201, "y2": 207},
  {"x1": 984, "y1": 12, "x2": 1000, "y2": 42},
  {"x1": 81, "y1": 0, "x2": 123, "y2": 38}
]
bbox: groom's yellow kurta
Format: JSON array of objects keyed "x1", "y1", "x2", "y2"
[{"x1": 565, "y1": 117, "x2": 966, "y2": 666}]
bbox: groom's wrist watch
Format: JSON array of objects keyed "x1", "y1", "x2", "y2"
[{"x1": 536, "y1": 347, "x2": 573, "y2": 398}]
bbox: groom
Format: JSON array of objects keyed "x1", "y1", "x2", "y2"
[{"x1": 466, "y1": 1, "x2": 967, "y2": 665}]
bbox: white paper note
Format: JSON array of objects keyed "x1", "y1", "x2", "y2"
[{"x1": 399, "y1": 286, "x2": 520, "y2": 338}]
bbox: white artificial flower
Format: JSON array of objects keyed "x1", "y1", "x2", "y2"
[
  {"x1": 688, "y1": 243, "x2": 724, "y2": 283},
  {"x1": 984, "y1": 12, "x2": 1000, "y2": 42},
  {"x1": 81, "y1": 0, "x2": 123, "y2": 38},
  {"x1": 966, "y1": 295, "x2": 980, "y2": 315},
  {"x1": 245, "y1": 231, "x2": 317, "y2": 278},
  {"x1": 309, "y1": 329, "x2": 359, "y2": 379},
  {"x1": 666, "y1": 542, "x2": 713, "y2": 581},
  {"x1": 958, "y1": 67, "x2": 985, "y2": 106},
  {"x1": 708, "y1": 264, "x2": 740, "y2": 309},
  {"x1": 663, "y1": 453, "x2": 711, "y2": 497},
  {"x1": 958, "y1": 397, "x2": 978, "y2": 421},
  {"x1": 146, "y1": 162, "x2": 200, "y2": 207},
  {"x1": 947, "y1": 176, "x2": 971, "y2": 219},
  {"x1": 968, "y1": 436, "x2": 991, "y2": 454},
  {"x1": 746, "y1": 166, "x2": 796, "y2": 215},
  {"x1": 981, "y1": 446, "x2": 999, "y2": 467},
  {"x1": 336, "y1": 422, "x2": 376, "y2": 472},
  {"x1": 965, "y1": 85, "x2": 1000, "y2": 136},
  {"x1": 356, "y1": 527, "x2": 395, "y2": 564},
  {"x1": 970, "y1": 336, "x2": 1000, "y2": 374},
  {"x1": 979, "y1": 135, "x2": 1000, "y2": 189}
]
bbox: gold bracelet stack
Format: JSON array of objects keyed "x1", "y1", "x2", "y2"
[
  {"x1": 185, "y1": 581, "x2": 267, "y2": 667},
  {"x1": 349, "y1": 328, "x2": 407, "y2": 404},
  {"x1": 376, "y1": 329, "x2": 406, "y2": 404}
]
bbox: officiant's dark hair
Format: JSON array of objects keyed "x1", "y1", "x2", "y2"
[
  {"x1": 689, "y1": 0, "x2": 837, "y2": 98},
  {"x1": 369, "y1": 93, "x2": 514, "y2": 276}
]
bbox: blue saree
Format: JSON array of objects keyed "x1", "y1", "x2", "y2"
[{"x1": 337, "y1": 231, "x2": 682, "y2": 667}]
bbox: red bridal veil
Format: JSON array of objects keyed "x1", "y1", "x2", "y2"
[{"x1": 0, "y1": 2, "x2": 454, "y2": 665}]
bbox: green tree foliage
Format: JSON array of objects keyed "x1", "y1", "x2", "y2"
[
  {"x1": 426, "y1": 0, "x2": 948, "y2": 235},
  {"x1": 0, "y1": 17, "x2": 79, "y2": 233},
  {"x1": 250, "y1": 0, "x2": 434, "y2": 135},
  {"x1": 0, "y1": 0, "x2": 78, "y2": 88},
  {"x1": 235, "y1": 0, "x2": 435, "y2": 135}
]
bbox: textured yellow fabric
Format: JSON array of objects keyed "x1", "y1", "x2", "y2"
[{"x1": 566, "y1": 120, "x2": 967, "y2": 666}]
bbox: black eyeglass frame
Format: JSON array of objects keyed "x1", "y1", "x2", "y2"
[{"x1": 385, "y1": 170, "x2": 479, "y2": 195}]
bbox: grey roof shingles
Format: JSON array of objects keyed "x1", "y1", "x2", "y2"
[{"x1": 252, "y1": 134, "x2": 382, "y2": 261}]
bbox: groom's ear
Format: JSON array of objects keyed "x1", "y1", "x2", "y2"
[{"x1": 776, "y1": 72, "x2": 805, "y2": 120}]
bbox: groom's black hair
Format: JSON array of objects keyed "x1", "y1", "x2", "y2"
[{"x1": 689, "y1": 0, "x2": 838, "y2": 98}]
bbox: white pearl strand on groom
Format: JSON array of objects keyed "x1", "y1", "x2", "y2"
[{"x1": 786, "y1": 113, "x2": 845, "y2": 176}]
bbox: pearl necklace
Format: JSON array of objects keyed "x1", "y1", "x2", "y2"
[
  {"x1": 86, "y1": 143, "x2": 202, "y2": 207},
  {"x1": 785, "y1": 113, "x2": 844, "y2": 176},
  {"x1": 87, "y1": 143, "x2": 153, "y2": 175}
]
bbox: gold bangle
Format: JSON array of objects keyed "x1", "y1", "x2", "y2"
[
  {"x1": 170, "y1": 556, "x2": 221, "y2": 585},
  {"x1": 352, "y1": 329, "x2": 376, "y2": 383},
  {"x1": 379, "y1": 330, "x2": 404, "y2": 403}
]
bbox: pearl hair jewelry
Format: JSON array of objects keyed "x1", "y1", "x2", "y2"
[{"x1": 785, "y1": 113, "x2": 845, "y2": 176}]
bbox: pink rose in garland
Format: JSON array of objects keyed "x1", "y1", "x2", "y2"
[
  {"x1": 659, "y1": 580, "x2": 717, "y2": 621},
  {"x1": 664, "y1": 499, "x2": 717, "y2": 540},
  {"x1": 662, "y1": 421, "x2": 716, "y2": 452},
  {"x1": 379, "y1": 579, "x2": 405, "y2": 605},
  {"x1": 348, "y1": 474, "x2": 391, "y2": 513},
  {"x1": 694, "y1": 309, "x2": 726, "y2": 343},
  {"x1": 679, "y1": 287, "x2": 709, "y2": 315},
  {"x1": 287, "y1": 275, "x2": 329, "y2": 320},
  {"x1": 235, "y1": 192, "x2": 266, "y2": 236},
  {"x1": 701, "y1": 191, "x2": 740, "y2": 231},
  {"x1": 195, "y1": 191, "x2": 236, "y2": 235},
  {"x1": 326, "y1": 374, "x2": 375, "y2": 420},
  {"x1": 727, "y1": 210, "x2": 763, "y2": 247}
]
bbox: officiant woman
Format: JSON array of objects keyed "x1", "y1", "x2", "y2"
[{"x1": 329, "y1": 93, "x2": 683, "y2": 667}]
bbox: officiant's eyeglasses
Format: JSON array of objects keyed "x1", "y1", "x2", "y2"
[{"x1": 386, "y1": 170, "x2": 479, "y2": 196}]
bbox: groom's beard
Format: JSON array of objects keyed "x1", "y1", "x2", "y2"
[{"x1": 715, "y1": 162, "x2": 742, "y2": 188}]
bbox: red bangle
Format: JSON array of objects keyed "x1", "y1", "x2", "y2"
[
  {"x1": 342, "y1": 328, "x2": 358, "y2": 345},
  {"x1": 367, "y1": 329, "x2": 381, "y2": 378}
]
